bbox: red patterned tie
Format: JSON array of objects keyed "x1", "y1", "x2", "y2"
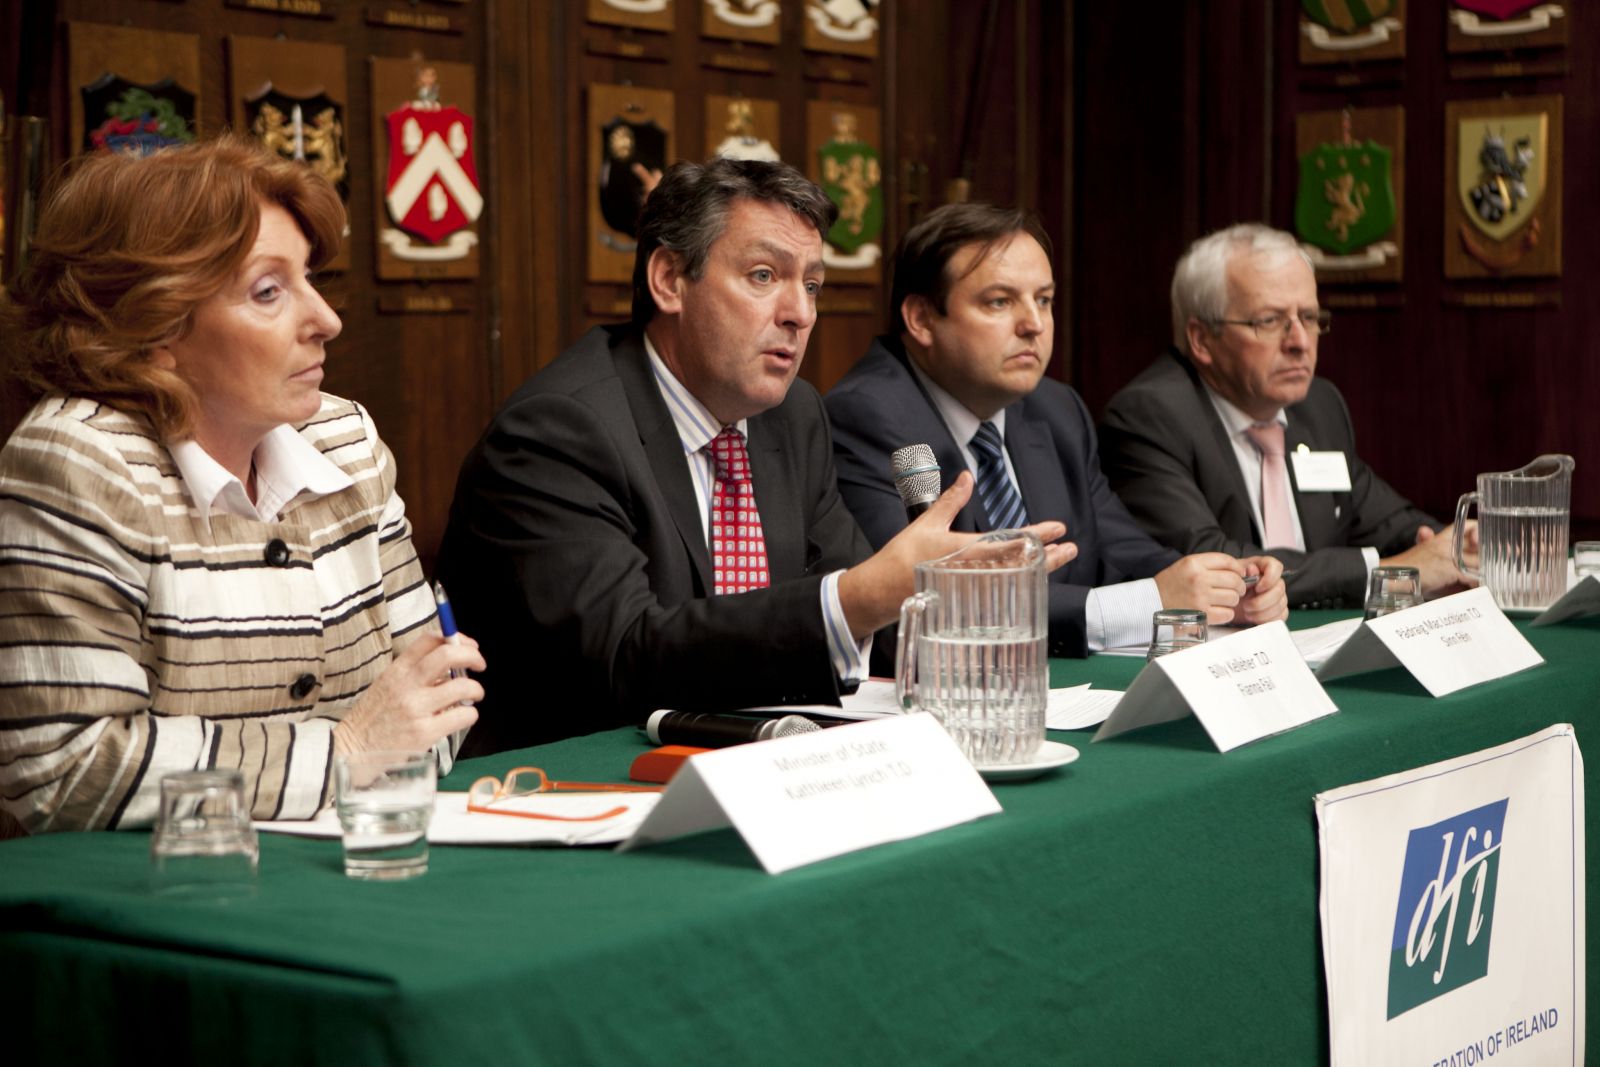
[{"x1": 708, "y1": 428, "x2": 770, "y2": 595}]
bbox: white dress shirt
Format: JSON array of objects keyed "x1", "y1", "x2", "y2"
[
  {"x1": 1203, "y1": 385, "x2": 1378, "y2": 573},
  {"x1": 906, "y1": 359, "x2": 1161, "y2": 652},
  {"x1": 169, "y1": 422, "x2": 356, "y2": 527},
  {"x1": 644, "y1": 335, "x2": 868, "y2": 683}
]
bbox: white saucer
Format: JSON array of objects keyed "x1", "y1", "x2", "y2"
[{"x1": 975, "y1": 740, "x2": 1080, "y2": 782}]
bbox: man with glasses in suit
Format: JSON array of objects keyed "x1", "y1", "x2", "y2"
[{"x1": 1099, "y1": 223, "x2": 1468, "y2": 610}]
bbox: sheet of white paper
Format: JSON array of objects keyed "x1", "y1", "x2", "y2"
[
  {"x1": 1291, "y1": 616, "x2": 1364, "y2": 668},
  {"x1": 744, "y1": 679, "x2": 1114, "y2": 725},
  {"x1": 1314, "y1": 624, "x2": 1400, "y2": 681},
  {"x1": 732, "y1": 681, "x2": 904, "y2": 722},
  {"x1": 1046, "y1": 687, "x2": 1122, "y2": 730},
  {"x1": 254, "y1": 791, "x2": 660, "y2": 846}
]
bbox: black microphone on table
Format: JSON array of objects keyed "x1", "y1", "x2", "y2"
[
  {"x1": 890, "y1": 444, "x2": 941, "y2": 520},
  {"x1": 645, "y1": 710, "x2": 820, "y2": 748}
]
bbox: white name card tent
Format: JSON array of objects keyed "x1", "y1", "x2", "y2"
[
  {"x1": 1316, "y1": 587, "x2": 1544, "y2": 697},
  {"x1": 1532, "y1": 575, "x2": 1600, "y2": 627},
  {"x1": 1315, "y1": 724, "x2": 1584, "y2": 1066},
  {"x1": 618, "y1": 713, "x2": 1001, "y2": 874},
  {"x1": 1093, "y1": 620, "x2": 1338, "y2": 753}
]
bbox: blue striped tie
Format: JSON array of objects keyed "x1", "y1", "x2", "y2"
[{"x1": 970, "y1": 421, "x2": 1028, "y2": 530}]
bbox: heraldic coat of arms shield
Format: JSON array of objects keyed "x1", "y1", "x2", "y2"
[
  {"x1": 1295, "y1": 139, "x2": 1397, "y2": 257},
  {"x1": 382, "y1": 67, "x2": 482, "y2": 262}
]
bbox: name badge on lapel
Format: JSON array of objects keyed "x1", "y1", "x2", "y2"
[{"x1": 1291, "y1": 447, "x2": 1352, "y2": 492}]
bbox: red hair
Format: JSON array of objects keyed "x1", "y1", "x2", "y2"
[{"x1": 1, "y1": 134, "x2": 345, "y2": 439}]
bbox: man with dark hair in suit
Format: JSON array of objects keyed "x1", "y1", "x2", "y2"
[
  {"x1": 1099, "y1": 223, "x2": 1468, "y2": 611},
  {"x1": 437, "y1": 161, "x2": 1072, "y2": 756},
  {"x1": 826, "y1": 203, "x2": 1286, "y2": 658}
]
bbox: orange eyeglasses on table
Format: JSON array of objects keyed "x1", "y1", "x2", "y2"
[{"x1": 466, "y1": 766, "x2": 662, "y2": 822}]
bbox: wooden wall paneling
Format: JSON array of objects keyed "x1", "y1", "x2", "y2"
[
  {"x1": 1071, "y1": 0, "x2": 1598, "y2": 538},
  {"x1": 1268, "y1": 0, "x2": 1597, "y2": 536},
  {"x1": 1037, "y1": 0, "x2": 1074, "y2": 383},
  {"x1": 801, "y1": 4, "x2": 890, "y2": 394},
  {"x1": 571, "y1": 10, "x2": 683, "y2": 332},
  {"x1": 0, "y1": 0, "x2": 41, "y2": 439},
  {"x1": 68, "y1": 22, "x2": 203, "y2": 152},
  {"x1": 358, "y1": 36, "x2": 491, "y2": 566},
  {"x1": 1193, "y1": 2, "x2": 1272, "y2": 232},
  {"x1": 1070, "y1": 1, "x2": 1219, "y2": 417},
  {"x1": 886, "y1": 0, "x2": 948, "y2": 247},
  {"x1": 585, "y1": 82, "x2": 675, "y2": 286},
  {"x1": 369, "y1": 56, "x2": 481, "y2": 280},
  {"x1": 702, "y1": 0, "x2": 781, "y2": 44},
  {"x1": 705, "y1": 94, "x2": 780, "y2": 161},
  {"x1": 588, "y1": 0, "x2": 676, "y2": 34},
  {"x1": 801, "y1": 0, "x2": 880, "y2": 59},
  {"x1": 805, "y1": 99, "x2": 883, "y2": 286},
  {"x1": 1272, "y1": 0, "x2": 1597, "y2": 537},
  {"x1": 877, "y1": 1, "x2": 1068, "y2": 382},
  {"x1": 1442, "y1": 93, "x2": 1562, "y2": 280},
  {"x1": 227, "y1": 35, "x2": 351, "y2": 270},
  {"x1": 557, "y1": 0, "x2": 888, "y2": 396},
  {"x1": 1294, "y1": 104, "x2": 1406, "y2": 284},
  {"x1": 484, "y1": 0, "x2": 566, "y2": 399}
]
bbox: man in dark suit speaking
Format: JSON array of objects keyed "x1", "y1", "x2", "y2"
[
  {"x1": 826, "y1": 204, "x2": 1286, "y2": 658},
  {"x1": 437, "y1": 161, "x2": 1071, "y2": 756},
  {"x1": 1099, "y1": 223, "x2": 1467, "y2": 610}
]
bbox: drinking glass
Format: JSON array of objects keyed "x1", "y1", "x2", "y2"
[
  {"x1": 335, "y1": 751, "x2": 435, "y2": 880},
  {"x1": 1363, "y1": 566, "x2": 1425, "y2": 620},
  {"x1": 1147, "y1": 609, "x2": 1207, "y2": 661},
  {"x1": 1574, "y1": 541, "x2": 1600, "y2": 580},
  {"x1": 150, "y1": 769, "x2": 258, "y2": 899}
]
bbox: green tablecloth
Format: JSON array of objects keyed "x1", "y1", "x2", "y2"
[{"x1": 3, "y1": 612, "x2": 1596, "y2": 1065}]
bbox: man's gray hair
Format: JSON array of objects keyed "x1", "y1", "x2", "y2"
[
  {"x1": 631, "y1": 157, "x2": 837, "y2": 325},
  {"x1": 1169, "y1": 223, "x2": 1313, "y2": 353}
]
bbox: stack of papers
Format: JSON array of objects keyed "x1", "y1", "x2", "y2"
[
  {"x1": 1288, "y1": 617, "x2": 1365, "y2": 668},
  {"x1": 1044, "y1": 684, "x2": 1123, "y2": 730},
  {"x1": 744, "y1": 679, "x2": 1125, "y2": 731}
]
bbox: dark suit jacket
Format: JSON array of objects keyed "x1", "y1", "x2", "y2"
[
  {"x1": 437, "y1": 325, "x2": 872, "y2": 757},
  {"x1": 825, "y1": 336, "x2": 1179, "y2": 658},
  {"x1": 1098, "y1": 348, "x2": 1437, "y2": 610}
]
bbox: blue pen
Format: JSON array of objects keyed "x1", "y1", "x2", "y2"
[{"x1": 432, "y1": 581, "x2": 467, "y2": 685}]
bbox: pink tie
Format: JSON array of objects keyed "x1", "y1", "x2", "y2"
[
  {"x1": 707, "y1": 428, "x2": 770, "y2": 595},
  {"x1": 1245, "y1": 421, "x2": 1296, "y2": 549}
]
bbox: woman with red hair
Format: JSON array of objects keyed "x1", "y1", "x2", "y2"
[{"x1": 0, "y1": 138, "x2": 481, "y2": 833}]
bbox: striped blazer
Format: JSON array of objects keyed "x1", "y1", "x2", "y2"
[{"x1": 0, "y1": 394, "x2": 450, "y2": 833}]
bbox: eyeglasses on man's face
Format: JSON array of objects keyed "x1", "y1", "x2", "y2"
[{"x1": 1211, "y1": 308, "x2": 1332, "y2": 341}]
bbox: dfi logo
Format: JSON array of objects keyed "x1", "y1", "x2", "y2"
[{"x1": 1387, "y1": 799, "x2": 1508, "y2": 1018}]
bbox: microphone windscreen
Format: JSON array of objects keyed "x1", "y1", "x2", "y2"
[{"x1": 891, "y1": 444, "x2": 941, "y2": 517}]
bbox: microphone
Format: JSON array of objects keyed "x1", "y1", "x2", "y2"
[
  {"x1": 645, "y1": 710, "x2": 820, "y2": 748},
  {"x1": 890, "y1": 444, "x2": 941, "y2": 520}
]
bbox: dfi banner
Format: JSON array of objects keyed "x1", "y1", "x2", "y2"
[{"x1": 1316, "y1": 724, "x2": 1584, "y2": 1065}]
